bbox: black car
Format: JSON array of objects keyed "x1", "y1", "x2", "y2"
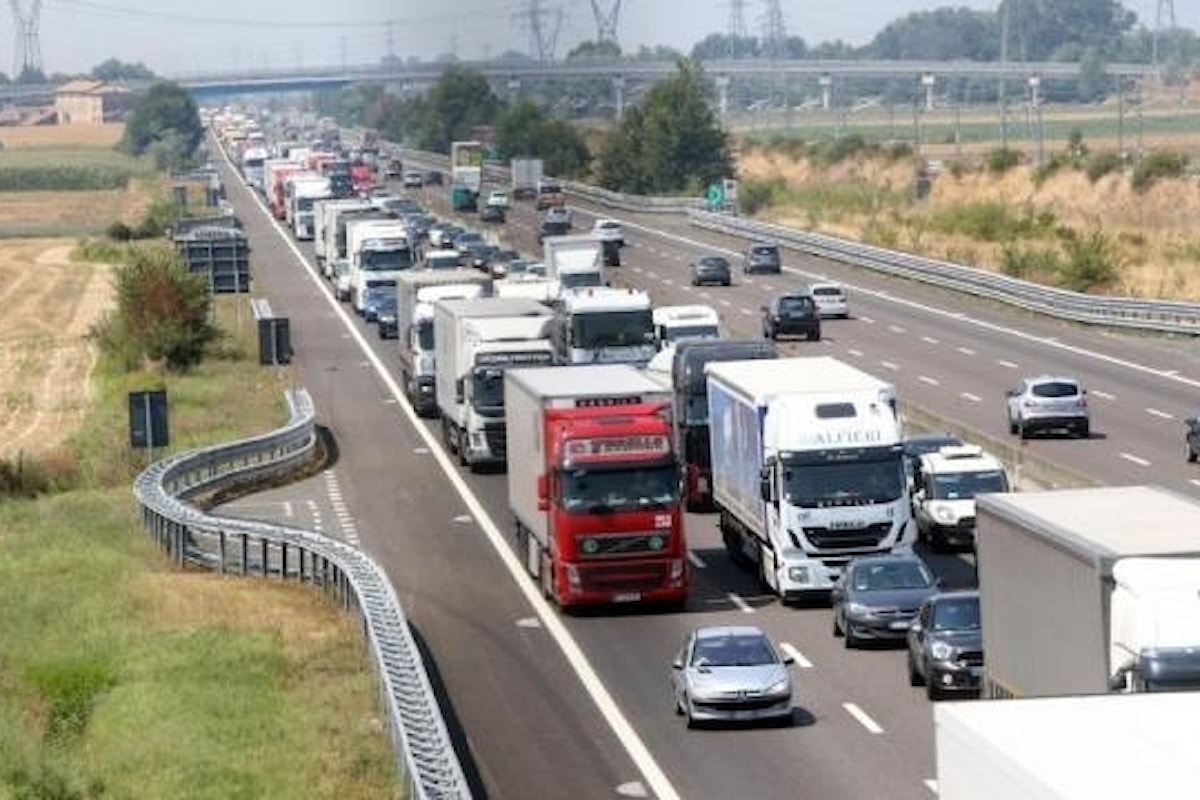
[
  {"x1": 1188, "y1": 414, "x2": 1200, "y2": 462},
  {"x1": 743, "y1": 242, "x2": 782, "y2": 274},
  {"x1": 479, "y1": 204, "x2": 506, "y2": 224},
  {"x1": 374, "y1": 292, "x2": 399, "y2": 339},
  {"x1": 761, "y1": 294, "x2": 821, "y2": 341},
  {"x1": 690, "y1": 255, "x2": 732, "y2": 287},
  {"x1": 423, "y1": 170, "x2": 443, "y2": 186},
  {"x1": 907, "y1": 590, "x2": 984, "y2": 700},
  {"x1": 537, "y1": 218, "x2": 571, "y2": 243}
]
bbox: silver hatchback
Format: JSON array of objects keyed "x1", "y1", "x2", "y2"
[
  {"x1": 1005, "y1": 375, "x2": 1090, "y2": 439},
  {"x1": 671, "y1": 625, "x2": 793, "y2": 728}
]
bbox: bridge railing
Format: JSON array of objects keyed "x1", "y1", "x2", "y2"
[{"x1": 133, "y1": 389, "x2": 472, "y2": 800}]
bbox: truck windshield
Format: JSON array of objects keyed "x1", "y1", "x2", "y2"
[
  {"x1": 782, "y1": 457, "x2": 905, "y2": 507},
  {"x1": 571, "y1": 310, "x2": 655, "y2": 349},
  {"x1": 471, "y1": 367, "x2": 506, "y2": 413},
  {"x1": 560, "y1": 464, "x2": 679, "y2": 513},
  {"x1": 363, "y1": 248, "x2": 413, "y2": 271},
  {"x1": 560, "y1": 272, "x2": 602, "y2": 289},
  {"x1": 298, "y1": 198, "x2": 315, "y2": 211},
  {"x1": 662, "y1": 325, "x2": 719, "y2": 344},
  {"x1": 928, "y1": 470, "x2": 1008, "y2": 500}
]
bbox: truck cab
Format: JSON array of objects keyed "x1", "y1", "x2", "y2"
[
  {"x1": 653, "y1": 304, "x2": 721, "y2": 351},
  {"x1": 548, "y1": 287, "x2": 656, "y2": 366},
  {"x1": 912, "y1": 444, "x2": 1009, "y2": 551}
]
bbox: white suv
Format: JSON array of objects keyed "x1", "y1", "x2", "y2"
[
  {"x1": 1005, "y1": 375, "x2": 1090, "y2": 439},
  {"x1": 809, "y1": 282, "x2": 849, "y2": 318},
  {"x1": 912, "y1": 444, "x2": 1010, "y2": 551},
  {"x1": 591, "y1": 218, "x2": 624, "y2": 246}
]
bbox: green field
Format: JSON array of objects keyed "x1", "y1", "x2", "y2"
[{"x1": 0, "y1": 292, "x2": 402, "y2": 798}]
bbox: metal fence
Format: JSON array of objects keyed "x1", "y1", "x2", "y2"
[{"x1": 133, "y1": 388, "x2": 471, "y2": 800}]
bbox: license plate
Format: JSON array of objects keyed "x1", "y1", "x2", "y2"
[
  {"x1": 613, "y1": 592, "x2": 641, "y2": 603},
  {"x1": 890, "y1": 620, "x2": 912, "y2": 630}
]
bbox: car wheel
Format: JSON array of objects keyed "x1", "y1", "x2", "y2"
[
  {"x1": 908, "y1": 650, "x2": 924, "y2": 687},
  {"x1": 926, "y1": 679, "x2": 945, "y2": 702},
  {"x1": 1189, "y1": 442, "x2": 1198, "y2": 463},
  {"x1": 807, "y1": 329, "x2": 821, "y2": 342},
  {"x1": 844, "y1": 622, "x2": 859, "y2": 650},
  {"x1": 1076, "y1": 421, "x2": 1090, "y2": 439},
  {"x1": 1018, "y1": 419, "x2": 1030, "y2": 440},
  {"x1": 1008, "y1": 415, "x2": 1018, "y2": 435},
  {"x1": 674, "y1": 691, "x2": 685, "y2": 717},
  {"x1": 832, "y1": 608, "x2": 844, "y2": 637}
]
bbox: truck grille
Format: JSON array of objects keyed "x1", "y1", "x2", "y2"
[
  {"x1": 483, "y1": 422, "x2": 506, "y2": 460},
  {"x1": 803, "y1": 522, "x2": 892, "y2": 550},
  {"x1": 957, "y1": 516, "x2": 976, "y2": 532},
  {"x1": 578, "y1": 561, "x2": 669, "y2": 591},
  {"x1": 578, "y1": 532, "x2": 671, "y2": 558}
]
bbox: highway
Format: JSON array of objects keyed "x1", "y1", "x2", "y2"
[{"x1": 215, "y1": 151, "x2": 1200, "y2": 799}]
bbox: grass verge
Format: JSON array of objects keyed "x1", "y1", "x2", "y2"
[{"x1": 0, "y1": 291, "x2": 401, "y2": 798}]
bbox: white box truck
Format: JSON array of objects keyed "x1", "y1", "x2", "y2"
[
  {"x1": 434, "y1": 297, "x2": 555, "y2": 470},
  {"x1": 510, "y1": 157, "x2": 543, "y2": 200},
  {"x1": 543, "y1": 234, "x2": 605, "y2": 293},
  {"x1": 935, "y1": 693, "x2": 1200, "y2": 800},
  {"x1": 706, "y1": 356, "x2": 913, "y2": 601},
  {"x1": 287, "y1": 174, "x2": 331, "y2": 240},
  {"x1": 314, "y1": 197, "x2": 371, "y2": 275},
  {"x1": 396, "y1": 269, "x2": 492, "y2": 417},
  {"x1": 977, "y1": 485, "x2": 1200, "y2": 698}
]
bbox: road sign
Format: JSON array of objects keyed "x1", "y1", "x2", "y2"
[{"x1": 706, "y1": 182, "x2": 724, "y2": 210}]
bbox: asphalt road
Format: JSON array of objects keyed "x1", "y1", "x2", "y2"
[{"x1": 214, "y1": 153, "x2": 1200, "y2": 800}]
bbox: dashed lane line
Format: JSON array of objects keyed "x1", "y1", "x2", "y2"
[
  {"x1": 843, "y1": 702, "x2": 884, "y2": 734},
  {"x1": 778, "y1": 642, "x2": 813, "y2": 669}
]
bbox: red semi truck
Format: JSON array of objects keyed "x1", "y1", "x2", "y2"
[{"x1": 504, "y1": 364, "x2": 688, "y2": 609}]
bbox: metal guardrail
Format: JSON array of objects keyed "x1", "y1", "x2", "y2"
[
  {"x1": 396, "y1": 147, "x2": 1200, "y2": 334},
  {"x1": 133, "y1": 388, "x2": 471, "y2": 800},
  {"x1": 689, "y1": 211, "x2": 1200, "y2": 336}
]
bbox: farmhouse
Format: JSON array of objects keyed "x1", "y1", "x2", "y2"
[{"x1": 54, "y1": 79, "x2": 132, "y2": 124}]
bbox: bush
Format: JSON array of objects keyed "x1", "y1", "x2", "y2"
[
  {"x1": 1084, "y1": 151, "x2": 1123, "y2": 182},
  {"x1": 1131, "y1": 151, "x2": 1188, "y2": 193},
  {"x1": 1058, "y1": 230, "x2": 1122, "y2": 291},
  {"x1": 0, "y1": 165, "x2": 132, "y2": 191},
  {"x1": 984, "y1": 147, "x2": 1021, "y2": 174},
  {"x1": 740, "y1": 175, "x2": 788, "y2": 215},
  {"x1": 931, "y1": 201, "x2": 1056, "y2": 243},
  {"x1": 1000, "y1": 243, "x2": 1062, "y2": 279}
]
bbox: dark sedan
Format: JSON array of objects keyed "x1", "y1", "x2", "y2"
[
  {"x1": 761, "y1": 293, "x2": 821, "y2": 341},
  {"x1": 832, "y1": 553, "x2": 940, "y2": 648},
  {"x1": 690, "y1": 255, "x2": 732, "y2": 287},
  {"x1": 907, "y1": 590, "x2": 984, "y2": 699},
  {"x1": 1186, "y1": 414, "x2": 1200, "y2": 462}
]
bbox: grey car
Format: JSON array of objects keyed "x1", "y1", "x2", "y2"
[
  {"x1": 743, "y1": 242, "x2": 781, "y2": 274},
  {"x1": 907, "y1": 590, "x2": 984, "y2": 700},
  {"x1": 1004, "y1": 375, "x2": 1090, "y2": 439},
  {"x1": 690, "y1": 254, "x2": 732, "y2": 287},
  {"x1": 832, "y1": 553, "x2": 940, "y2": 648},
  {"x1": 671, "y1": 625, "x2": 793, "y2": 728}
]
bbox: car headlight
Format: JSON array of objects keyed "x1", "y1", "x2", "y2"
[
  {"x1": 687, "y1": 682, "x2": 717, "y2": 702},
  {"x1": 765, "y1": 678, "x2": 790, "y2": 697},
  {"x1": 846, "y1": 602, "x2": 870, "y2": 616},
  {"x1": 930, "y1": 640, "x2": 954, "y2": 661}
]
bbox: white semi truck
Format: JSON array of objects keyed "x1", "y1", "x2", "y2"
[
  {"x1": 313, "y1": 197, "x2": 371, "y2": 274},
  {"x1": 287, "y1": 174, "x2": 331, "y2": 240},
  {"x1": 548, "y1": 286, "x2": 656, "y2": 366},
  {"x1": 395, "y1": 269, "x2": 492, "y2": 418},
  {"x1": 977, "y1": 485, "x2": 1200, "y2": 698},
  {"x1": 706, "y1": 356, "x2": 913, "y2": 602},
  {"x1": 345, "y1": 218, "x2": 413, "y2": 316},
  {"x1": 434, "y1": 297, "x2": 555, "y2": 471},
  {"x1": 935, "y1": 693, "x2": 1200, "y2": 800}
]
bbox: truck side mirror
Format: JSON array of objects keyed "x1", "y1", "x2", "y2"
[
  {"x1": 455, "y1": 377, "x2": 464, "y2": 404},
  {"x1": 537, "y1": 473, "x2": 549, "y2": 511},
  {"x1": 759, "y1": 463, "x2": 773, "y2": 503}
]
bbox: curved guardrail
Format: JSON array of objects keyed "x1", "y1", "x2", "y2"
[
  {"x1": 133, "y1": 388, "x2": 471, "y2": 800},
  {"x1": 688, "y1": 211, "x2": 1200, "y2": 335}
]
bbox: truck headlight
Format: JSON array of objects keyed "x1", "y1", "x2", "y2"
[
  {"x1": 933, "y1": 505, "x2": 956, "y2": 523},
  {"x1": 647, "y1": 535, "x2": 665, "y2": 551},
  {"x1": 787, "y1": 566, "x2": 810, "y2": 584},
  {"x1": 580, "y1": 538, "x2": 600, "y2": 555}
]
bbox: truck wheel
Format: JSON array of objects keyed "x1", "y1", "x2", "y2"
[
  {"x1": 441, "y1": 418, "x2": 456, "y2": 454},
  {"x1": 1189, "y1": 443, "x2": 1198, "y2": 463},
  {"x1": 539, "y1": 551, "x2": 555, "y2": 603},
  {"x1": 908, "y1": 651, "x2": 925, "y2": 686},
  {"x1": 456, "y1": 428, "x2": 469, "y2": 466}
]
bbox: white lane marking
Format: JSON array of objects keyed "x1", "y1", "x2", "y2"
[
  {"x1": 241, "y1": 159, "x2": 684, "y2": 800},
  {"x1": 761, "y1": 284, "x2": 775, "y2": 292},
  {"x1": 1091, "y1": 390, "x2": 1115, "y2": 400},
  {"x1": 778, "y1": 642, "x2": 813, "y2": 669},
  {"x1": 718, "y1": 299, "x2": 732, "y2": 307},
  {"x1": 632, "y1": 266, "x2": 643, "y2": 274},
  {"x1": 921, "y1": 336, "x2": 939, "y2": 345},
  {"x1": 516, "y1": 617, "x2": 542, "y2": 629},
  {"x1": 1191, "y1": 479, "x2": 1200, "y2": 489},
  {"x1": 728, "y1": 593, "x2": 755, "y2": 614},
  {"x1": 282, "y1": 500, "x2": 294, "y2": 518},
  {"x1": 616, "y1": 781, "x2": 649, "y2": 798},
  {"x1": 662, "y1": 278, "x2": 674, "y2": 286},
  {"x1": 1121, "y1": 453, "x2": 1151, "y2": 467},
  {"x1": 960, "y1": 392, "x2": 982, "y2": 403},
  {"x1": 739, "y1": 307, "x2": 753, "y2": 315},
  {"x1": 1146, "y1": 408, "x2": 1175, "y2": 420},
  {"x1": 888, "y1": 324, "x2": 906, "y2": 334},
  {"x1": 646, "y1": 271, "x2": 659, "y2": 279},
  {"x1": 880, "y1": 361, "x2": 900, "y2": 371},
  {"x1": 687, "y1": 551, "x2": 707, "y2": 569},
  {"x1": 453, "y1": 514, "x2": 474, "y2": 524},
  {"x1": 997, "y1": 359, "x2": 1019, "y2": 369},
  {"x1": 924, "y1": 779, "x2": 938, "y2": 794},
  {"x1": 699, "y1": 292, "x2": 711, "y2": 300},
  {"x1": 414, "y1": 446, "x2": 430, "y2": 454},
  {"x1": 843, "y1": 702, "x2": 884, "y2": 734},
  {"x1": 858, "y1": 315, "x2": 874, "y2": 324},
  {"x1": 847, "y1": 349, "x2": 864, "y2": 357},
  {"x1": 918, "y1": 375, "x2": 940, "y2": 386},
  {"x1": 957, "y1": 346, "x2": 976, "y2": 356}
]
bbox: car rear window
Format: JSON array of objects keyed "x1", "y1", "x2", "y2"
[
  {"x1": 779, "y1": 296, "x2": 814, "y2": 313},
  {"x1": 752, "y1": 246, "x2": 778, "y2": 257},
  {"x1": 812, "y1": 286, "x2": 843, "y2": 297},
  {"x1": 1032, "y1": 381, "x2": 1081, "y2": 398}
]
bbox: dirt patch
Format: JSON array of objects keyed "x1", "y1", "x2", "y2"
[{"x1": 0, "y1": 239, "x2": 114, "y2": 460}]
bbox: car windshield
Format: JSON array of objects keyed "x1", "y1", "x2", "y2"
[
  {"x1": 699, "y1": 257, "x2": 729, "y2": 269},
  {"x1": 560, "y1": 464, "x2": 679, "y2": 513},
  {"x1": 928, "y1": 469, "x2": 1008, "y2": 500},
  {"x1": 662, "y1": 324, "x2": 719, "y2": 344},
  {"x1": 932, "y1": 597, "x2": 981, "y2": 630},
  {"x1": 812, "y1": 286, "x2": 843, "y2": 298},
  {"x1": 560, "y1": 272, "x2": 603, "y2": 289},
  {"x1": 692, "y1": 634, "x2": 777, "y2": 668},
  {"x1": 1031, "y1": 381, "x2": 1081, "y2": 398},
  {"x1": 853, "y1": 560, "x2": 934, "y2": 592}
]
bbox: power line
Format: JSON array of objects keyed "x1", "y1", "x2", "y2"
[
  {"x1": 761, "y1": 0, "x2": 785, "y2": 60},
  {"x1": 514, "y1": 0, "x2": 563, "y2": 62},
  {"x1": 589, "y1": 0, "x2": 622, "y2": 45},
  {"x1": 11, "y1": 0, "x2": 43, "y2": 76},
  {"x1": 727, "y1": 0, "x2": 747, "y2": 40}
]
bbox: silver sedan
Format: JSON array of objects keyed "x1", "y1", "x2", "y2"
[{"x1": 671, "y1": 625, "x2": 794, "y2": 728}]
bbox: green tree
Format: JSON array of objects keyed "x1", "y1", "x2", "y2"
[
  {"x1": 494, "y1": 100, "x2": 591, "y2": 177},
  {"x1": 596, "y1": 59, "x2": 732, "y2": 195},
  {"x1": 868, "y1": 8, "x2": 998, "y2": 60},
  {"x1": 91, "y1": 58, "x2": 155, "y2": 81},
  {"x1": 421, "y1": 66, "x2": 502, "y2": 152},
  {"x1": 120, "y1": 82, "x2": 202, "y2": 169},
  {"x1": 95, "y1": 245, "x2": 217, "y2": 372}
]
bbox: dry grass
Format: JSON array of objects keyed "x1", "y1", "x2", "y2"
[{"x1": 0, "y1": 122, "x2": 124, "y2": 149}]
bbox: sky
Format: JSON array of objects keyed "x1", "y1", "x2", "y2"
[{"x1": 24, "y1": 1, "x2": 1200, "y2": 78}]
